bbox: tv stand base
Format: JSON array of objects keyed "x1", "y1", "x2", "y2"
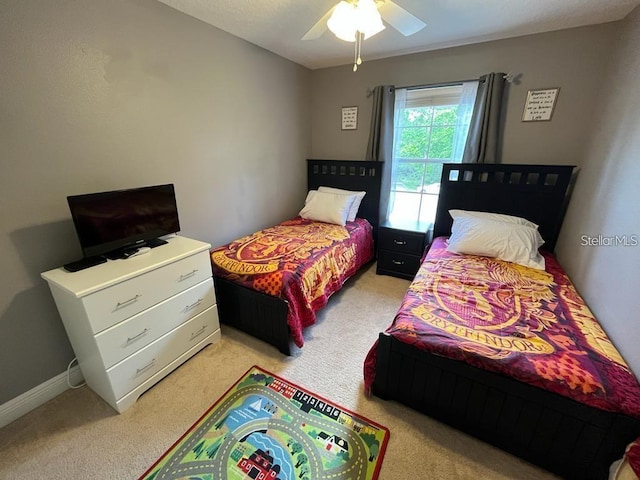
[
  {"x1": 63, "y1": 256, "x2": 107, "y2": 272},
  {"x1": 104, "y1": 237, "x2": 169, "y2": 260}
]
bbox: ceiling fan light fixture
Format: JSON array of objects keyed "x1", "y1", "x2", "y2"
[
  {"x1": 326, "y1": 0, "x2": 387, "y2": 72},
  {"x1": 355, "y1": 0, "x2": 385, "y2": 39},
  {"x1": 327, "y1": 0, "x2": 385, "y2": 42},
  {"x1": 327, "y1": 1, "x2": 358, "y2": 42}
]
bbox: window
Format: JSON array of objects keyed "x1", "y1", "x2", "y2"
[{"x1": 388, "y1": 82, "x2": 478, "y2": 225}]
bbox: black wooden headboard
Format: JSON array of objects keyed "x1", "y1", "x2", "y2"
[
  {"x1": 433, "y1": 163, "x2": 576, "y2": 252},
  {"x1": 307, "y1": 159, "x2": 382, "y2": 238}
]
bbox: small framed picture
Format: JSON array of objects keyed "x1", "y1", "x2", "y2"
[
  {"x1": 522, "y1": 88, "x2": 559, "y2": 122},
  {"x1": 341, "y1": 106, "x2": 358, "y2": 130}
]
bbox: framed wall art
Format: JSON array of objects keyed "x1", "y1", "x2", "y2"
[
  {"x1": 522, "y1": 88, "x2": 559, "y2": 122},
  {"x1": 341, "y1": 106, "x2": 358, "y2": 130}
]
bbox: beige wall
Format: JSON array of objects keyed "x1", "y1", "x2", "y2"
[
  {"x1": 0, "y1": 0, "x2": 310, "y2": 403},
  {"x1": 1, "y1": 0, "x2": 637, "y2": 407},
  {"x1": 310, "y1": 17, "x2": 640, "y2": 377},
  {"x1": 556, "y1": 6, "x2": 640, "y2": 376},
  {"x1": 310, "y1": 24, "x2": 616, "y2": 166}
]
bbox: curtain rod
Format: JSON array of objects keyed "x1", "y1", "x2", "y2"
[
  {"x1": 366, "y1": 78, "x2": 476, "y2": 97},
  {"x1": 366, "y1": 72, "x2": 518, "y2": 97},
  {"x1": 398, "y1": 78, "x2": 478, "y2": 90}
]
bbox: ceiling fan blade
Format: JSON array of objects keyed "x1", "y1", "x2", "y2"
[
  {"x1": 301, "y1": 7, "x2": 334, "y2": 41},
  {"x1": 378, "y1": 0, "x2": 426, "y2": 37}
]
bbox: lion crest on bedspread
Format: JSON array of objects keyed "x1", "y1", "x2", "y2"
[
  {"x1": 210, "y1": 219, "x2": 349, "y2": 276},
  {"x1": 389, "y1": 239, "x2": 640, "y2": 402},
  {"x1": 407, "y1": 254, "x2": 557, "y2": 358}
]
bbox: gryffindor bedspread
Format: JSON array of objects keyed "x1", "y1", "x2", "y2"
[
  {"x1": 211, "y1": 217, "x2": 374, "y2": 348},
  {"x1": 364, "y1": 237, "x2": 640, "y2": 419}
]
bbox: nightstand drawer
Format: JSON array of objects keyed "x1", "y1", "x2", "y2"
[
  {"x1": 379, "y1": 229, "x2": 425, "y2": 256},
  {"x1": 377, "y1": 250, "x2": 421, "y2": 278}
]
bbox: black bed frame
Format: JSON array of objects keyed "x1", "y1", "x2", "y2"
[
  {"x1": 432, "y1": 163, "x2": 575, "y2": 252},
  {"x1": 372, "y1": 163, "x2": 640, "y2": 479},
  {"x1": 214, "y1": 159, "x2": 382, "y2": 356}
]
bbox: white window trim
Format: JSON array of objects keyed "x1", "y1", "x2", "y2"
[{"x1": 388, "y1": 81, "x2": 479, "y2": 225}]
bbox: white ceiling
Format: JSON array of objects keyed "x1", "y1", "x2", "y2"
[{"x1": 157, "y1": 0, "x2": 640, "y2": 70}]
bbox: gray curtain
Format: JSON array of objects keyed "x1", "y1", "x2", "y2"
[
  {"x1": 366, "y1": 85, "x2": 395, "y2": 223},
  {"x1": 462, "y1": 72, "x2": 506, "y2": 163}
]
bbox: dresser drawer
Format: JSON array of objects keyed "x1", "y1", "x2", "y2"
[
  {"x1": 83, "y1": 251, "x2": 212, "y2": 334},
  {"x1": 106, "y1": 307, "x2": 219, "y2": 399},
  {"x1": 95, "y1": 278, "x2": 216, "y2": 369},
  {"x1": 377, "y1": 250, "x2": 422, "y2": 278},
  {"x1": 379, "y1": 228, "x2": 425, "y2": 256}
]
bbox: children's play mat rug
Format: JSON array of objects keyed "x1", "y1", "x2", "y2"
[{"x1": 139, "y1": 366, "x2": 390, "y2": 480}]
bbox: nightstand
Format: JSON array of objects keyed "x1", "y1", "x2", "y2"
[{"x1": 376, "y1": 220, "x2": 431, "y2": 280}]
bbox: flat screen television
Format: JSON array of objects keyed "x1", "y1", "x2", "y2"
[{"x1": 67, "y1": 184, "x2": 181, "y2": 260}]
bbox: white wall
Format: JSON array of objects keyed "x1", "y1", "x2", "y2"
[
  {"x1": 556, "y1": 6, "x2": 640, "y2": 377},
  {"x1": 0, "y1": 0, "x2": 310, "y2": 403}
]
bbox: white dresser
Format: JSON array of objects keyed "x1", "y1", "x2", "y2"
[{"x1": 41, "y1": 235, "x2": 220, "y2": 413}]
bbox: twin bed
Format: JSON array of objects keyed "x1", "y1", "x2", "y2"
[
  {"x1": 366, "y1": 163, "x2": 640, "y2": 479},
  {"x1": 210, "y1": 160, "x2": 640, "y2": 479},
  {"x1": 211, "y1": 159, "x2": 381, "y2": 355}
]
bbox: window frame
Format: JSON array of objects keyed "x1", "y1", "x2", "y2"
[{"x1": 390, "y1": 87, "x2": 466, "y2": 225}]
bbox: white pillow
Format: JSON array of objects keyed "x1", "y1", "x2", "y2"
[
  {"x1": 318, "y1": 186, "x2": 366, "y2": 222},
  {"x1": 447, "y1": 216, "x2": 546, "y2": 270},
  {"x1": 299, "y1": 191, "x2": 355, "y2": 226},
  {"x1": 449, "y1": 209, "x2": 539, "y2": 229},
  {"x1": 304, "y1": 190, "x2": 317, "y2": 205}
]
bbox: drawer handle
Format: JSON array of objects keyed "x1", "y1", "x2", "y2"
[
  {"x1": 135, "y1": 358, "x2": 156, "y2": 376},
  {"x1": 124, "y1": 328, "x2": 150, "y2": 347},
  {"x1": 183, "y1": 298, "x2": 203, "y2": 313},
  {"x1": 393, "y1": 240, "x2": 407, "y2": 246},
  {"x1": 190, "y1": 325, "x2": 207, "y2": 341},
  {"x1": 115, "y1": 294, "x2": 141, "y2": 309},
  {"x1": 179, "y1": 269, "x2": 198, "y2": 281},
  {"x1": 392, "y1": 260, "x2": 405, "y2": 265}
]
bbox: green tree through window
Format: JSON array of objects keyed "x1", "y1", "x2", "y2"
[{"x1": 389, "y1": 84, "x2": 476, "y2": 225}]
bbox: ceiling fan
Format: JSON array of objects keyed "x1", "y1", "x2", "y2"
[
  {"x1": 302, "y1": 0, "x2": 426, "y2": 41},
  {"x1": 302, "y1": 0, "x2": 426, "y2": 70}
]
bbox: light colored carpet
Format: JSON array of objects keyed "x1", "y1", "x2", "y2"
[{"x1": 0, "y1": 263, "x2": 558, "y2": 479}]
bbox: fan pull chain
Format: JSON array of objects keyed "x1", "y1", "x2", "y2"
[
  {"x1": 353, "y1": 32, "x2": 360, "y2": 72},
  {"x1": 353, "y1": 32, "x2": 363, "y2": 72}
]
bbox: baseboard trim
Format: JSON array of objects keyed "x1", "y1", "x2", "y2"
[{"x1": 0, "y1": 366, "x2": 84, "y2": 429}]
